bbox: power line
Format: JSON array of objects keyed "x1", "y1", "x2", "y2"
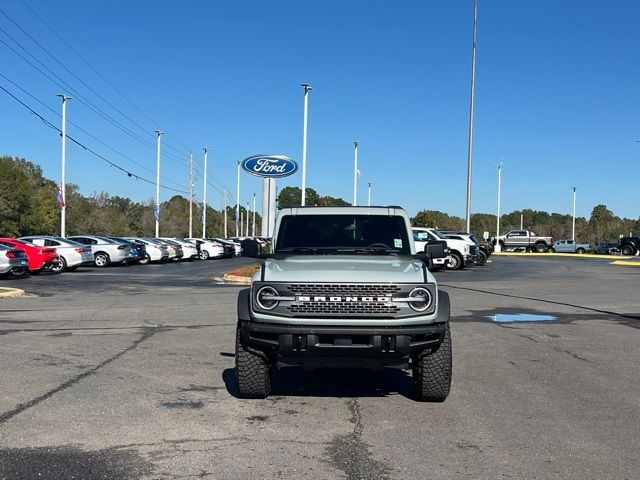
[
  {"x1": 18, "y1": 0, "x2": 192, "y2": 157},
  {"x1": 0, "y1": 73, "x2": 188, "y2": 191},
  {"x1": 0, "y1": 83, "x2": 189, "y2": 195},
  {"x1": 0, "y1": 26, "x2": 188, "y2": 166}
]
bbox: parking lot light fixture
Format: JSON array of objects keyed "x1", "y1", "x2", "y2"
[
  {"x1": 353, "y1": 141, "x2": 359, "y2": 206},
  {"x1": 465, "y1": 0, "x2": 479, "y2": 234},
  {"x1": 301, "y1": 83, "x2": 312, "y2": 206},
  {"x1": 495, "y1": 160, "x2": 504, "y2": 252},
  {"x1": 236, "y1": 161, "x2": 241, "y2": 236},
  {"x1": 203, "y1": 148, "x2": 209, "y2": 238}
]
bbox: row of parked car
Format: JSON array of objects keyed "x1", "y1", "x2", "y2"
[
  {"x1": 412, "y1": 227, "x2": 494, "y2": 271},
  {"x1": 0, "y1": 235, "x2": 271, "y2": 277}
]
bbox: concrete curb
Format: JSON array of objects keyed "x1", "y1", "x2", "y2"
[
  {"x1": 222, "y1": 274, "x2": 252, "y2": 285},
  {"x1": 610, "y1": 260, "x2": 640, "y2": 267},
  {"x1": 0, "y1": 287, "x2": 25, "y2": 298}
]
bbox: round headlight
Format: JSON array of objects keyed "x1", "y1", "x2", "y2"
[
  {"x1": 256, "y1": 286, "x2": 279, "y2": 310},
  {"x1": 408, "y1": 287, "x2": 432, "y2": 312}
]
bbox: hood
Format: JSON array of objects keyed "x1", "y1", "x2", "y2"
[{"x1": 261, "y1": 255, "x2": 430, "y2": 283}]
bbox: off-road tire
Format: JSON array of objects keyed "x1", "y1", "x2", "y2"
[
  {"x1": 235, "y1": 327, "x2": 271, "y2": 399},
  {"x1": 621, "y1": 245, "x2": 635, "y2": 256},
  {"x1": 446, "y1": 252, "x2": 463, "y2": 271},
  {"x1": 413, "y1": 323, "x2": 452, "y2": 402},
  {"x1": 473, "y1": 250, "x2": 487, "y2": 266},
  {"x1": 535, "y1": 242, "x2": 548, "y2": 253}
]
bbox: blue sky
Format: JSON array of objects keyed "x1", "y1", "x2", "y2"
[{"x1": 0, "y1": 0, "x2": 638, "y2": 221}]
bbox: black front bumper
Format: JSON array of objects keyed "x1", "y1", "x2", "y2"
[{"x1": 238, "y1": 290, "x2": 450, "y2": 368}]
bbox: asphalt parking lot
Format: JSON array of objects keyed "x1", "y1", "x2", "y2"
[{"x1": 0, "y1": 256, "x2": 638, "y2": 479}]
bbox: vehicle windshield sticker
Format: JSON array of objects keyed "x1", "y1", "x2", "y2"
[{"x1": 394, "y1": 239, "x2": 403, "y2": 248}]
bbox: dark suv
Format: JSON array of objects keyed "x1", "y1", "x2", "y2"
[{"x1": 618, "y1": 236, "x2": 639, "y2": 256}]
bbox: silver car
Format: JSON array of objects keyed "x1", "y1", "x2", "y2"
[
  {"x1": 67, "y1": 235, "x2": 133, "y2": 267},
  {"x1": 0, "y1": 244, "x2": 29, "y2": 277},
  {"x1": 18, "y1": 236, "x2": 94, "y2": 272}
]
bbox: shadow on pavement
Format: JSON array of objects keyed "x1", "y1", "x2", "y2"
[{"x1": 223, "y1": 366, "x2": 415, "y2": 400}]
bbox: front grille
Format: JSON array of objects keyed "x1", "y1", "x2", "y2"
[
  {"x1": 288, "y1": 302, "x2": 401, "y2": 316},
  {"x1": 285, "y1": 283, "x2": 402, "y2": 297}
]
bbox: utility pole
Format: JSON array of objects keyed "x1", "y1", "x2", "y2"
[
  {"x1": 300, "y1": 83, "x2": 312, "y2": 206},
  {"x1": 520, "y1": 212, "x2": 524, "y2": 230},
  {"x1": 57, "y1": 94, "x2": 71, "y2": 237},
  {"x1": 368, "y1": 182, "x2": 372, "y2": 207},
  {"x1": 495, "y1": 160, "x2": 504, "y2": 252},
  {"x1": 240, "y1": 208, "x2": 243, "y2": 237},
  {"x1": 236, "y1": 161, "x2": 241, "y2": 236},
  {"x1": 202, "y1": 148, "x2": 209, "y2": 238},
  {"x1": 572, "y1": 187, "x2": 577, "y2": 241},
  {"x1": 154, "y1": 130, "x2": 164, "y2": 238},
  {"x1": 223, "y1": 189, "x2": 228, "y2": 238},
  {"x1": 465, "y1": 0, "x2": 479, "y2": 233},
  {"x1": 188, "y1": 152, "x2": 193, "y2": 238},
  {"x1": 252, "y1": 193, "x2": 256, "y2": 237},
  {"x1": 353, "y1": 141, "x2": 359, "y2": 206}
]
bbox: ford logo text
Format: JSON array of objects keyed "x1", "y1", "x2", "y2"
[{"x1": 241, "y1": 155, "x2": 298, "y2": 178}]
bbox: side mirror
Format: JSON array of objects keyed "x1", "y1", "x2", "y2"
[{"x1": 424, "y1": 240, "x2": 447, "y2": 259}]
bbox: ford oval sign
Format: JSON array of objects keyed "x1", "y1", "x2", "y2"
[{"x1": 241, "y1": 155, "x2": 298, "y2": 178}]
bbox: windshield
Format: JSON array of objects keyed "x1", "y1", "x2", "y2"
[{"x1": 275, "y1": 214, "x2": 411, "y2": 254}]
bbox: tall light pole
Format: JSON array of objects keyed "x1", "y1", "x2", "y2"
[
  {"x1": 154, "y1": 130, "x2": 164, "y2": 238},
  {"x1": 465, "y1": 0, "x2": 479, "y2": 233},
  {"x1": 495, "y1": 160, "x2": 504, "y2": 252},
  {"x1": 367, "y1": 182, "x2": 372, "y2": 207},
  {"x1": 300, "y1": 83, "x2": 312, "y2": 206},
  {"x1": 57, "y1": 94, "x2": 71, "y2": 237},
  {"x1": 236, "y1": 161, "x2": 241, "y2": 236},
  {"x1": 572, "y1": 187, "x2": 577, "y2": 241},
  {"x1": 353, "y1": 141, "x2": 359, "y2": 206},
  {"x1": 246, "y1": 202, "x2": 250, "y2": 237},
  {"x1": 252, "y1": 193, "x2": 256, "y2": 237},
  {"x1": 223, "y1": 189, "x2": 228, "y2": 238},
  {"x1": 202, "y1": 148, "x2": 209, "y2": 238},
  {"x1": 188, "y1": 152, "x2": 193, "y2": 238}
]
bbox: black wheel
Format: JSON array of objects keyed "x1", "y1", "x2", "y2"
[
  {"x1": 9, "y1": 269, "x2": 27, "y2": 277},
  {"x1": 446, "y1": 252, "x2": 464, "y2": 271},
  {"x1": 235, "y1": 327, "x2": 271, "y2": 399},
  {"x1": 535, "y1": 243, "x2": 548, "y2": 253},
  {"x1": 94, "y1": 252, "x2": 110, "y2": 267},
  {"x1": 199, "y1": 249, "x2": 210, "y2": 260},
  {"x1": 51, "y1": 256, "x2": 67, "y2": 273},
  {"x1": 473, "y1": 250, "x2": 487, "y2": 266},
  {"x1": 413, "y1": 323, "x2": 452, "y2": 402},
  {"x1": 138, "y1": 254, "x2": 151, "y2": 265},
  {"x1": 621, "y1": 245, "x2": 635, "y2": 256},
  {"x1": 576, "y1": 248, "x2": 586, "y2": 255}
]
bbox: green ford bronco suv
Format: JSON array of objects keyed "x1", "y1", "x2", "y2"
[{"x1": 235, "y1": 206, "x2": 452, "y2": 401}]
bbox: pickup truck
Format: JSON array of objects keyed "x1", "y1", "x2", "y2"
[
  {"x1": 551, "y1": 239, "x2": 591, "y2": 254},
  {"x1": 618, "y1": 236, "x2": 639, "y2": 256},
  {"x1": 236, "y1": 206, "x2": 453, "y2": 401},
  {"x1": 497, "y1": 230, "x2": 554, "y2": 253},
  {"x1": 413, "y1": 227, "x2": 474, "y2": 270}
]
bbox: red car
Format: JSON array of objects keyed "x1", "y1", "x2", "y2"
[{"x1": 0, "y1": 238, "x2": 59, "y2": 273}]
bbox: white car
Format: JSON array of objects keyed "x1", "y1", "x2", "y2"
[
  {"x1": 67, "y1": 235, "x2": 133, "y2": 267},
  {"x1": 412, "y1": 227, "x2": 471, "y2": 271},
  {"x1": 125, "y1": 237, "x2": 169, "y2": 263},
  {"x1": 161, "y1": 238, "x2": 199, "y2": 260},
  {"x1": 18, "y1": 236, "x2": 93, "y2": 272},
  {"x1": 0, "y1": 244, "x2": 29, "y2": 277},
  {"x1": 185, "y1": 238, "x2": 224, "y2": 260}
]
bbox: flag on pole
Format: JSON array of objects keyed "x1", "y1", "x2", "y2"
[{"x1": 57, "y1": 186, "x2": 64, "y2": 209}]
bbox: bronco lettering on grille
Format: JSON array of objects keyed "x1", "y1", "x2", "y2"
[{"x1": 296, "y1": 296, "x2": 392, "y2": 303}]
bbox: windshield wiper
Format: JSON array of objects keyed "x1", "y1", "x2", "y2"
[{"x1": 336, "y1": 247, "x2": 400, "y2": 255}]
